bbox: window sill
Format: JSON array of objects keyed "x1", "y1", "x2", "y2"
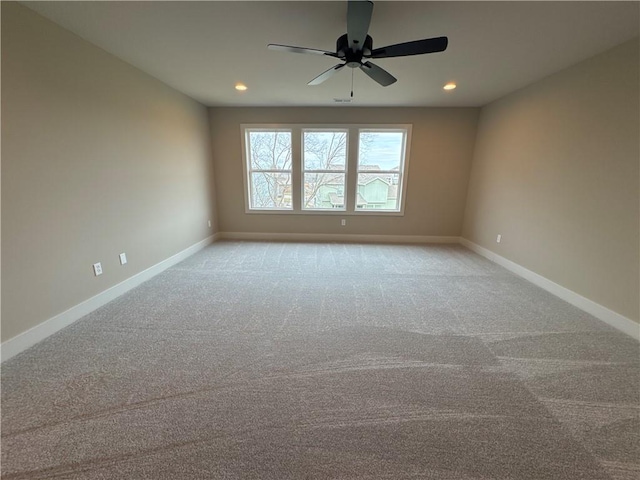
[{"x1": 245, "y1": 209, "x2": 405, "y2": 217}]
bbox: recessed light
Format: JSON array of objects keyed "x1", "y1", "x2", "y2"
[
  {"x1": 235, "y1": 83, "x2": 248, "y2": 91},
  {"x1": 443, "y1": 82, "x2": 457, "y2": 91}
]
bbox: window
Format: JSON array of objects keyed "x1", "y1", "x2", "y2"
[
  {"x1": 244, "y1": 129, "x2": 292, "y2": 210},
  {"x1": 242, "y1": 124, "x2": 411, "y2": 215},
  {"x1": 357, "y1": 130, "x2": 407, "y2": 212},
  {"x1": 302, "y1": 130, "x2": 348, "y2": 211}
]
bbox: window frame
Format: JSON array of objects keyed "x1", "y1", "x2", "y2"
[
  {"x1": 241, "y1": 124, "x2": 412, "y2": 216},
  {"x1": 355, "y1": 128, "x2": 409, "y2": 214},
  {"x1": 301, "y1": 128, "x2": 349, "y2": 212},
  {"x1": 242, "y1": 127, "x2": 293, "y2": 212}
]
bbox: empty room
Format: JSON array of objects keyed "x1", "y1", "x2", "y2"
[{"x1": 2, "y1": 1, "x2": 638, "y2": 479}]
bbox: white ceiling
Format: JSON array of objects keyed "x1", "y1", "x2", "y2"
[{"x1": 23, "y1": 1, "x2": 639, "y2": 107}]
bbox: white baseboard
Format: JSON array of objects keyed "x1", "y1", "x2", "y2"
[
  {"x1": 459, "y1": 238, "x2": 639, "y2": 340},
  {"x1": 219, "y1": 232, "x2": 460, "y2": 244},
  {"x1": 1, "y1": 234, "x2": 218, "y2": 362}
]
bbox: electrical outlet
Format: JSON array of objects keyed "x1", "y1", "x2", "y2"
[
  {"x1": 208, "y1": 220, "x2": 212, "y2": 228},
  {"x1": 496, "y1": 234, "x2": 502, "y2": 243},
  {"x1": 119, "y1": 253, "x2": 127, "y2": 265},
  {"x1": 93, "y1": 262, "x2": 103, "y2": 276},
  {"x1": 341, "y1": 219, "x2": 346, "y2": 226}
]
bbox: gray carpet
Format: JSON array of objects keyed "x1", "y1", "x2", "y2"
[{"x1": 2, "y1": 241, "x2": 638, "y2": 479}]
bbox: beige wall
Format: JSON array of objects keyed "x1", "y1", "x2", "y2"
[
  {"x1": 210, "y1": 107, "x2": 479, "y2": 236},
  {"x1": 462, "y1": 39, "x2": 639, "y2": 323},
  {"x1": 1, "y1": 3, "x2": 217, "y2": 341}
]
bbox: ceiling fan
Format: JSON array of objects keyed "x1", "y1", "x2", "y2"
[{"x1": 267, "y1": 0, "x2": 448, "y2": 88}]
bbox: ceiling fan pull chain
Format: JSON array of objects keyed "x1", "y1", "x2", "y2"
[{"x1": 351, "y1": 68, "x2": 354, "y2": 98}]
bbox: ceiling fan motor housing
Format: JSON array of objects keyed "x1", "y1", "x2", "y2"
[{"x1": 336, "y1": 33, "x2": 373, "y2": 67}]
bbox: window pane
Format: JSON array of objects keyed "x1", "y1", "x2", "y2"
[
  {"x1": 358, "y1": 131, "x2": 404, "y2": 171},
  {"x1": 357, "y1": 173, "x2": 400, "y2": 211},
  {"x1": 248, "y1": 131, "x2": 292, "y2": 170},
  {"x1": 250, "y1": 172, "x2": 292, "y2": 209},
  {"x1": 303, "y1": 131, "x2": 347, "y2": 171},
  {"x1": 303, "y1": 173, "x2": 346, "y2": 210}
]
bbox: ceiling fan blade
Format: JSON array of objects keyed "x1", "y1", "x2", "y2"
[
  {"x1": 369, "y1": 36, "x2": 448, "y2": 59},
  {"x1": 308, "y1": 64, "x2": 346, "y2": 86},
  {"x1": 268, "y1": 44, "x2": 338, "y2": 58},
  {"x1": 360, "y1": 61, "x2": 396, "y2": 87},
  {"x1": 347, "y1": 0, "x2": 373, "y2": 52}
]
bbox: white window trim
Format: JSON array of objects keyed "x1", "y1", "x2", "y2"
[{"x1": 241, "y1": 124, "x2": 412, "y2": 216}]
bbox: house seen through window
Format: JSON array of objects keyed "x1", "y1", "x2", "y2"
[{"x1": 243, "y1": 125, "x2": 410, "y2": 214}]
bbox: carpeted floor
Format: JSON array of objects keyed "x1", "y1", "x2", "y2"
[{"x1": 1, "y1": 241, "x2": 638, "y2": 479}]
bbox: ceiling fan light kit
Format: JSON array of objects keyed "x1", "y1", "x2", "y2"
[{"x1": 268, "y1": 0, "x2": 448, "y2": 88}]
